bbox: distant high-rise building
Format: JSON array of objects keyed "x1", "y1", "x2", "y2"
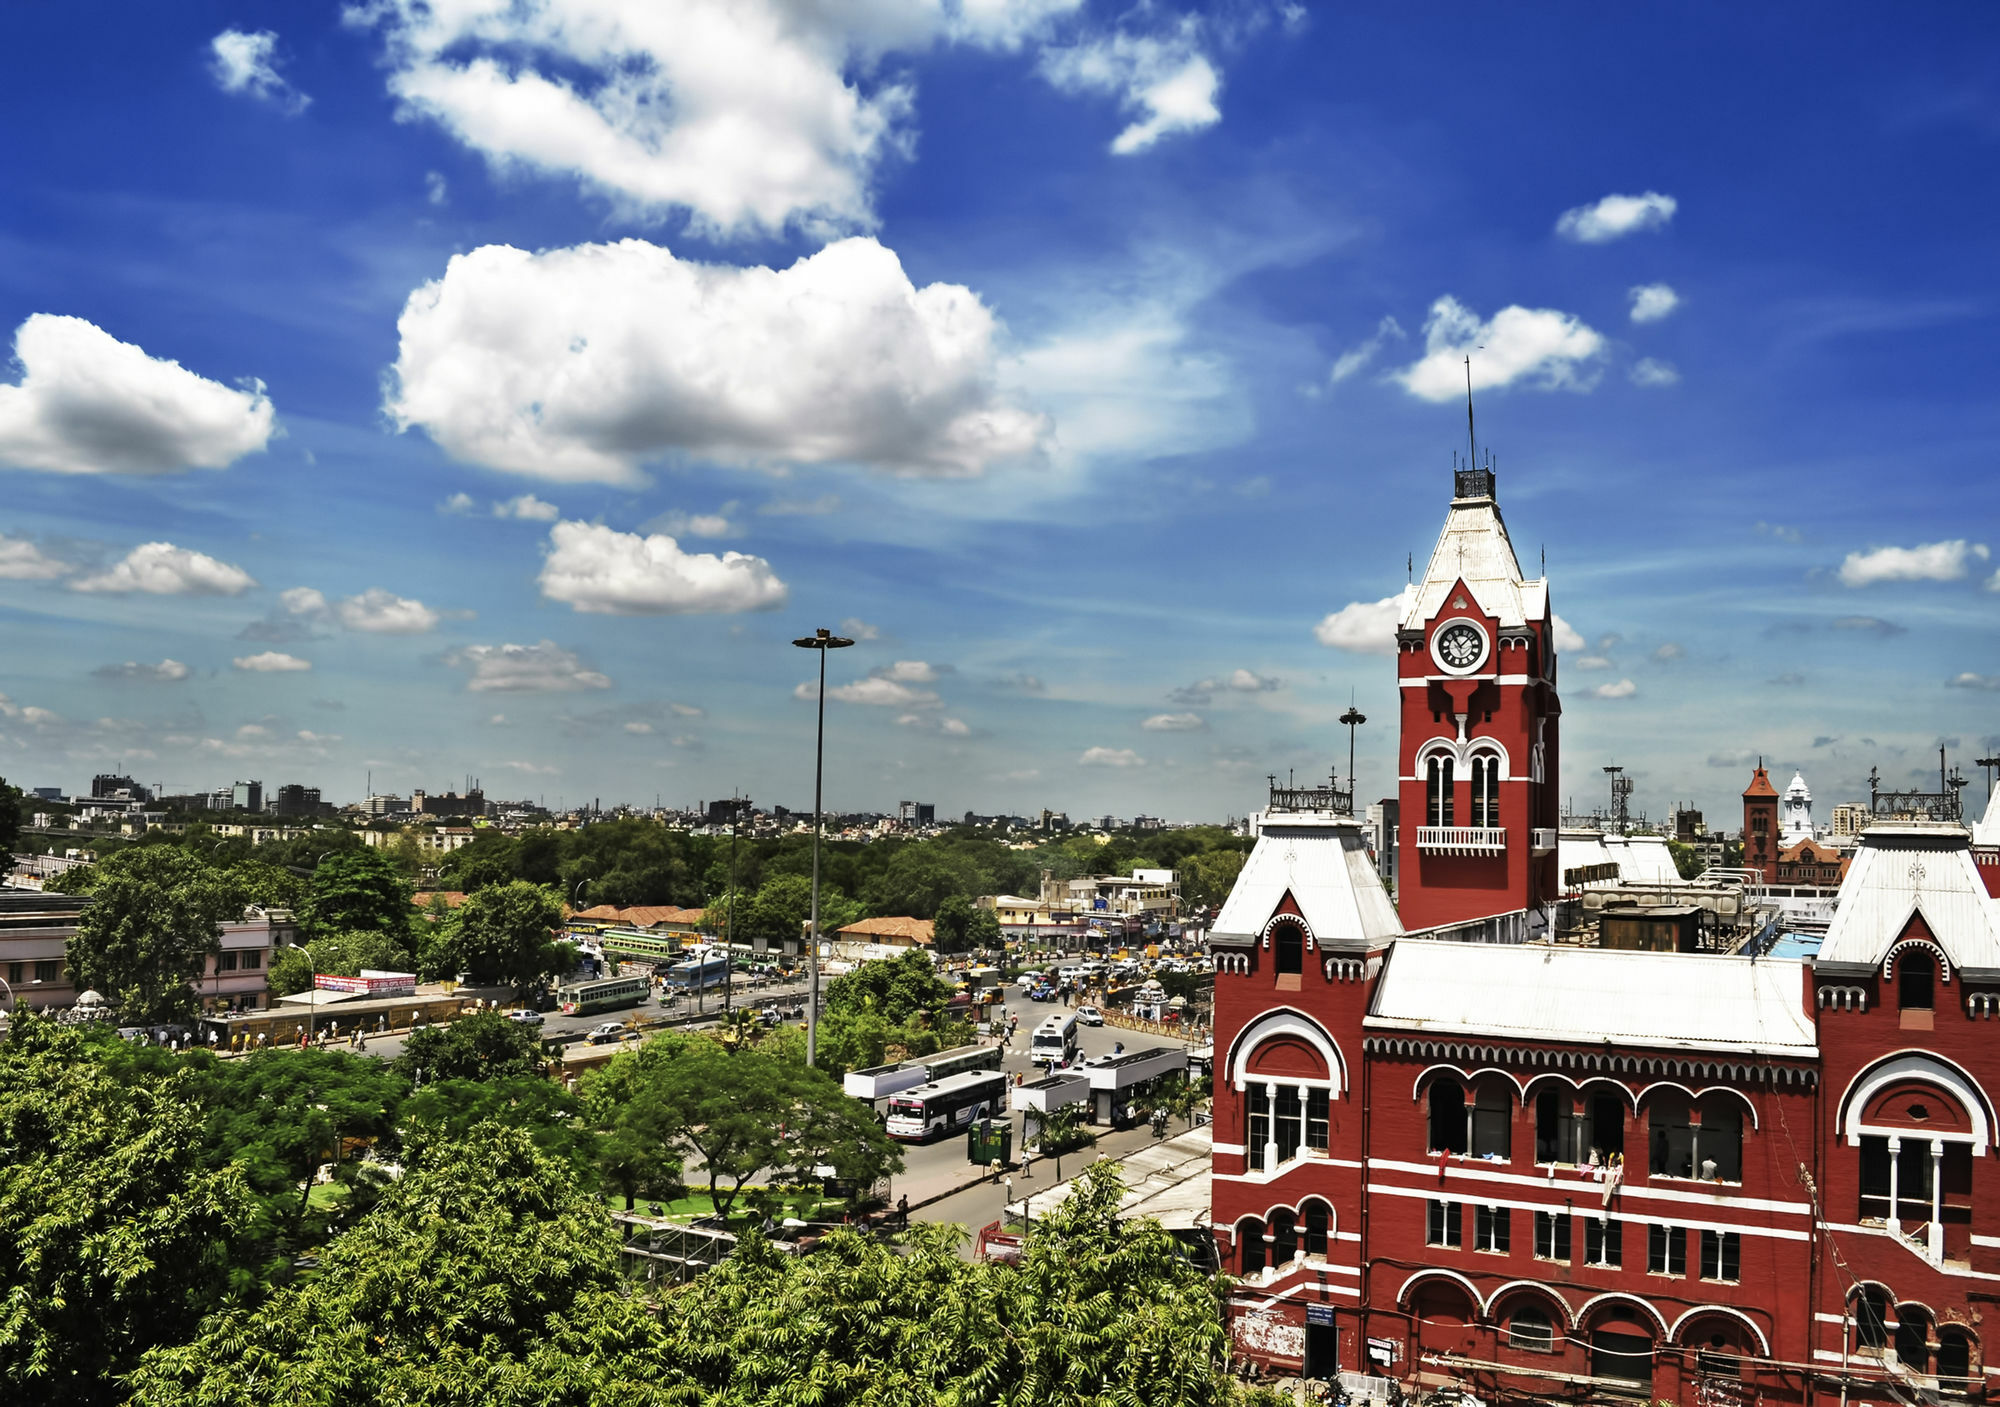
[
  {"x1": 271, "y1": 783, "x2": 322, "y2": 817},
  {"x1": 897, "y1": 800, "x2": 935, "y2": 826},
  {"x1": 91, "y1": 774, "x2": 151, "y2": 802},
  {"x1": 232, "y1": 780, "x2": 263, "y2": 813},
  {"x1": 1830, "y1": 802, "x2": 1869, "y2": 837}
]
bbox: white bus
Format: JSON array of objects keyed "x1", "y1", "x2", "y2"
[
  {"x1": 885, "y1": 1069, "x2": 1009, "y2": 1142},
  {"x1": 1031, "y1": 1011, "x2": 1080, "y2": 1068}
]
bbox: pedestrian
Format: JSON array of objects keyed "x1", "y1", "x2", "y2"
[
  {"x1": 1003, "y1": 1173, "x2": 1014, "y2": 1208},
  {"x1": 989, "y1": 1155, "x2": 1002, "y2": 1183},
  {"x1": 1023, "y1": 1145, "x2": 1035, "y2": 1178},
  {"x1": 896, "y1": 1193, "x2": 910, "y2": 1228}
]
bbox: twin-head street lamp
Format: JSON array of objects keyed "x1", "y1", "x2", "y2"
[{"x1": 792, "y1": 628, "x2": 854, "y2": 1067}]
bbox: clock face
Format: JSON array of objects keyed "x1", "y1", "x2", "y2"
[{"x1": 1436, "y1": 622, "x2": 1485, "y2": 671}]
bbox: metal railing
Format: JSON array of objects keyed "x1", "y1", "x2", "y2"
[{"x1": 1416, "y1": 826, "x2": 1507, "y2": 854}]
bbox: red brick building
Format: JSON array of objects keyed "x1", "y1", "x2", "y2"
[
  {"x1": 1744, "y1": 766, "x2": 1781, "y2": 882},
  {"x1": 1212, "y1": 466, "x2": 2000, "y2": 1404}
]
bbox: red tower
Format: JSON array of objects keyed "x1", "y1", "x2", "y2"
[
  {"x1": 1394, "y1": 460, "x2": 1561, "y2": 937},
  {"x1": 1742, "y1": 764, "x2": 1779, "y2": 882}
]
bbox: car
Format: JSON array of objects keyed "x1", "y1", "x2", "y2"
[
  {"x1": 587, "y1": 1022, "x2": 625, "y2": 1044},
  {"x1": 505, "y1": 1008, "x2": 545, "y2": 1026},
  {"x1": 1075, "y1": 1004, "x2": 1105, "y2": 1026}
]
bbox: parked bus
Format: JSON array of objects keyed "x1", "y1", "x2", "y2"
[
  {"x1": 663, "y1": 950, "x2": 729, "y2": 993},
  {"x1": 922, "y1": 1042, "x2": 1004, "y2": 1082},
  {"x1": 885, "y1": 1069, "x2": 1009, "y2": 1142},
  {"x1": 1031, "y1": 1011, "x2": 1080, "y2": 1068},
  {"x1": 557, "y1": 974, "x2": 649, "y2": 1017}
]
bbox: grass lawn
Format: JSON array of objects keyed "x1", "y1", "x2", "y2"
[
  {"x1": 305, "y1": 1180, "x2": 348, "y2": 1210},
  {"x1": 602, "y1": 1188, "x2": 845, "y2": 1225}
]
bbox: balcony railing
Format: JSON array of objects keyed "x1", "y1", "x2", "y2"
[
  {"x1": 1532, "y1": 827, "x2": 1558, "y2": 855},
  {"x1": 1416, "y1": 826, "x2": 1507, "y2": 855}
]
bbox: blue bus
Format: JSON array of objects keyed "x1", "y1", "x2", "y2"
[{"x1": 663, "y1": 950, "x2": 729, "y2": 993}]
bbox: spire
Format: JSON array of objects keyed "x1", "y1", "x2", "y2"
[{"x1": 1453, "y1": 356, "x2": 1495, "y2": 501}]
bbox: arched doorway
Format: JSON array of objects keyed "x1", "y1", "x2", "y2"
[
  {"x1": 1587, "y1": 1304, "x2": 1657, "y2": 1394},
  {"x1": 1407, "y1": 1277, "x2": 1481, "y2": 1361}
]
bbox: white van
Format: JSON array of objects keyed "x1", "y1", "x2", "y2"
[{"x1": 1031, "y1": 1011, "x2": 1080, "y2": 1068}]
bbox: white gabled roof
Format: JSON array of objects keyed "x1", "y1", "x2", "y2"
[
  {"x1": 1558, "y1": 828, "x2": 1613, "y2": 877},
  {"x1": 1400, "y1": 497, "x2": 1543, "y2": 631},
  {"x1": 1366, "y1": 940, "x2": 1818, "y2": 1057},
  {"x1": 1211, "y1": 814, "x2": 1404, "y2": 951},
  {"x1": 1974, "y1": 789, "x2": 2000, "y2": 847},
  {"x1": 1815, "y1": 822, "x2": 2000, "y2": 976}
]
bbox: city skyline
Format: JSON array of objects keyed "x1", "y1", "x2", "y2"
[{"x1": 1, "y1": 4, "x2": 1995, "y2": 826}]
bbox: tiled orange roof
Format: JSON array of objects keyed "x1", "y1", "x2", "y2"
[
  {"x1": 414, "y1": 890, "x2": 469, "y2": 908},
  {"x1": 1743, "y1": 765, "x2": 1778, "y2": 799},
  {"x1": 576, "y1": 903, "x2": 706, "y2": 927},
  {"x1": 835, "y1": 915, "x2": 935, "y2": 945}
]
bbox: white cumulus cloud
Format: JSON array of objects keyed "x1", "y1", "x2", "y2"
[
  {"x1": 1837, "y1": 539, "x2": 1989, "y2": 587},
  {"x1": 388, "y1": 237, "x2": 1047, "y2": 485},
  {"x1": 447, "y1": 640, "x2": 613, "y2": 693},
  {"x1": 209, "y1": 29, "x2": 310, "y2": 114},
  {"x1": 800, "y1": 676, "x2": 940, "y2": 709},
  {"x1": 1628, "y1": 283, "x2": 1680, "y2": 323},
  {"x1": 1395, "y1": 297, "x2": 1605, "y2": 402},
  {"x1": 336, "y1": 588, "x2": 441, "y2": 634},
  {"x1": 493, "y1": 493, "x2": 560, "y2": 521},
  {"x1": 71, "y1": 542, "x2": 256, "y2": 596},
  {"x1": 538, "y1": 521, "x2": 787, "y2": 615},
  {"x1": 233, "y1": 651, "x2": 311, "y2": 673},
  {"x1": 0, "y1": 535, "x2": 72, "y2": 580},
  {"x1": 0, "y1": 315, "x2": 275, "y2": 476},
  {"x1": 1589, "y1": 678, "x2": 1637, "y2": 699},
  {"x1": 1629, "y1": 358, "x2": 1680, "y2": 387},
  {"x1": 841, "y1": 617, "x2": 881, "y2": 641},
  {"x1": 644, "y1": 509, "x2": 736, "y2": 540},
  {"x1": 1555, "y1": 191, "x2": 1677, "y2": 243},
  {"x1": 1314, "y1": 586, "x2": 1416, "y2": 655},
  {"x1": 1551, "y1": 615, "x2": 1586, "y2": 654},
  {"x1": 1142, "y1": 712, "x2": 1206, "y2": 732},
  {"x1": 1080, "y1": 746, "x2": 1144, "y2": 768},
  {"x1": 1039, "y1": 21, "x2": 1221, "y2": 154}
]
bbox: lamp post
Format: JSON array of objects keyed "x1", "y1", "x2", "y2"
[
  {"x1": 792, "y1": 627, "x2": 855, "y2": 1067},
  {"x1": 725, "y1": 794, "x2": 744, "y2": 1017},
  {"x1": 295, "y1": 943, "x2": 317, "y2": 1046},
  {"x1": 1339, "y1": 700, "x2": 1367, "y2": 804}
]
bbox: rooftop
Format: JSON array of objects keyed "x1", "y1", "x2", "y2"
[
  {"x1": 1211, "y1": 813, "x2": 1403, "y2": 952},
  {"x1": 1366, "y1": 939, "x2": 1818, "y2": 1057},
  {"x1": 1815, "y1": 822, "x2": 2000, "y2": 977}
]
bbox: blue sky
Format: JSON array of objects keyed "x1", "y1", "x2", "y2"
[{"x1": 0, "y1": 2, "x2": 1995, "y2": 825}]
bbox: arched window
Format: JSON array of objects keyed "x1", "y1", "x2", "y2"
[
  {"x1": 1897, "y1": 1307, "x2": 1932, "y2": 1373},
  {"x1": 1938, "y1": 1327, "x2": 1974, "y2": 1392},
  {"x1": 1694, "y1": 1095, "x2": 1743, "y2": 1182},
  {"x1": 1901, "y1": 953, "x2": 1936, "y2": 1011},
  {"x1": 1429, "y1": 1078, "x2": 1468, "y2": 1155},
  {"x1": 1240, "y1": 1218, "x2": 1267, "y2": 1275},
  {"x1": 1269, "y1": 1208, "x2": 1299, "y2": 1265},
  {"x1": 1470, "y1": 1080, "x2": 1512, "y2": 1160},
  {"x1": 1508, "y1": 1304, "x2": 1555, "y2": 1352},
  {"x1": 1471, "y1": 755, "x2": 1500, "y2": 828},
  {"x1": 1853, "y1": 1287, "x2": 1890, "y2": 1351},
  {"x1": 1301, "y1": 1200, "x2": 1331, "y2": 1258},
  {"x1": 1273, "y1": 920, "x2": 1303, "y2": 976},
  {"x1": 1427, "y1": 756, "x2": 1455, "y2": 826}
]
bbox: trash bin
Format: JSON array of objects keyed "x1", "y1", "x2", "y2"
[{"x1": 966, "y1": 1118, "x2": 1014, "y2": 1167}]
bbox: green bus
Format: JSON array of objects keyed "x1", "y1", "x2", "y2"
[
  {"x1": 595, "y1": 928, "x2": 688, "y2": 966},
  {"x1": 558, "y1": 974, "x2": 650, "y2": 1016}
]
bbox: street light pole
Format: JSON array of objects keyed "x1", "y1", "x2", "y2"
[
  {"x1": 725, "y1": 793, "x2": 743, "y2": 1017},
  {"x1": 792, "y1": 627, "x2": 855, "y2": 1067},
  {"x1": 296, "y1": 943, "x2": 316, "y2": 1046},
  {"x1": 1339, "y1": 699, "x2": 1367, "y2": 804}
]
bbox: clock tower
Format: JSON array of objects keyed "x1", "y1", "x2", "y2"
[{"x1": 1394, "y1": 457, "x2": 1562, "y2": 936}]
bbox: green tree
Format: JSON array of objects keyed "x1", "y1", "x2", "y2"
[
  {"x1": 740, "y1": 871, "x2": 861, "y2": 948},
  {"x1": 304, "y1": 849, "x2": 413, "y2": 940},
  {"x1": 597, "y1": 1039, "x2": 899, "y2": 1217},
  {"x1": 1030, "y1": 1102, "x2": 1094, "y2": 1180},
  {"x1": 402, "y1": 1076, "x2": 598, "y2": 1186},
  {"x1": 932, "y1": 892, "x2": 975, "y2": 954},
  {"x1": 1667, "y1": 838, "x2": 1706, "y2": 880},
  {"x1": 426, "y1": 880, "x2": 570, "y2": 991},
  {"x1": 966, "y1": 904, "x2": 1002, "y2": 953},
  {"x1": 127, "y1": 1125, "x2": 682, "y2": 1407},
  {"x1": 65, "y1": 846, "x2": 240, "y2": 1023},
  {"x1": 861, "y1": 842, "x2": 983, "y2": 919},
  {"x1": 393, "y1": 1008, "x2": 549, "y2": 1084},
  {"x1": 1181, "y1": 847, "x2": 1248, "y2": 909},
  {"x1": 578, "y1": 1033, "x2": 696, "y2": 1210},
  {"x1": 0, "y1": 1015, "x2": 251, "y2": 1407},
  {"x1": 0, "y1": 774, "x2": 22, "y2": 857},
  {"x1": 184, "y1": 1047, "x2": 408, "y2": 1245}
]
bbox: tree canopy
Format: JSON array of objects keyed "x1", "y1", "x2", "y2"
[
  {"x1": 394, "y1": 1007, "x2": 550, "y2": 1084},
  {"x1": 64, "y1": 846, "x2": 242, "y2": 1022},
  {"x1": 424, "y1": 879, "x2": 570, "y2": 989}
]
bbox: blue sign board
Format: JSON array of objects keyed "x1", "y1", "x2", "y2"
[{"x1": 1306, "y1": 1303, "x2": 1335, "y2": 1326}]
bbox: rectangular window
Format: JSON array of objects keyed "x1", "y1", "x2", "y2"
[
  {"x1": 1427, "y1": 1199, "x2": 1462, "y2": 1249},
  {"x1": 1246, "y1": 1085, "x2": 1269, "y2": 1172},
  {"x1": 1536, "y1": 1091, "x2": 1585, "y2": 1165},
  {"x1": 219, "y1": 951, "x2": 239, "y2": 972},
  {"x1": 1648, "y1": 1223, "x2": 1687, "y2": 1276},
  {"x1": 1534, "y1": 1210, "x2": 1572, "y2": 1262},
  {"x1": 5, "y1": 962, "x2": 20, "y2": 984},
  {"x1": 1275, "y1": 1085, "x2": 1304, "y2": 1164},
  {"x1": 1305, "y1": 1087, "x2": 1330, "y2": 1152},
  {"x1": 1470, "y1": 1085, "x2": 1512, "y2": 1160},
  {"x1": 1585, "y1": 1216, "x2": 1623, "y2": 1268},
  {"x1": 241, "y1": 951, "x2": 261, "y2": 969},
  {"x1": 1700, "y1": 1229, "x2": 1740, "y2": 1283},
  {"x1": 34, "y1": 959, "x2": 61, "y2": 983},
  {"x1": 1475, "y1": 1204, "x2": 1511, "y2": 1255}
]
